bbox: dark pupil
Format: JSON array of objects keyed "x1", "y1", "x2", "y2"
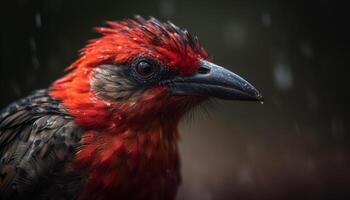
[{"x1": 136, "y1": 61, "x2": 154, "y2": 76}]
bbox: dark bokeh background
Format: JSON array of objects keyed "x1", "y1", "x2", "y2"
[{"x1": 1, "y1": 0, "x2": 350, "y2": 199}]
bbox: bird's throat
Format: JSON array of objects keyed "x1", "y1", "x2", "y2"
[{"x1": 75, "y1": 123, "x2": 181, "y2": 200}]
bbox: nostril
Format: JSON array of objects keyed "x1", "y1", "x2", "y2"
[{"x1": 197, "y1": 66, "x2": 210, "y2": 74}]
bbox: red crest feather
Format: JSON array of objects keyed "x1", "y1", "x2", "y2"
[{"x1": 68, "y1": 16, "x2": 209, "y2": 76}]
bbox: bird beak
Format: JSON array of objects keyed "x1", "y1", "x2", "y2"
[{"x1": 167, "y1": 60, "x2": 263, "y2": 101}]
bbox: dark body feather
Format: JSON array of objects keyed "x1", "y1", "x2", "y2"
[{"x1": 0, "y1": 90, "x2": 84, "y2": 200}]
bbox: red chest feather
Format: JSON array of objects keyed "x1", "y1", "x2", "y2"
[{"x1": 75, "y1": 127, "x2": 181, "y2": 200}]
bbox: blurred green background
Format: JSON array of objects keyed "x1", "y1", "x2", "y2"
[{"x1": 1, "y1": 0, "x2": 349, "y2": 199}]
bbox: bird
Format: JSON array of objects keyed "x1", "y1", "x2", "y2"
[{"x1": 0, "y1": 16, "x2": 263, "y2": 200}]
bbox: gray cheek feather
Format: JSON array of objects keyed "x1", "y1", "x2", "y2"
[{"x1": 90, "y1": 64, "x2": 145, "y2": 102}]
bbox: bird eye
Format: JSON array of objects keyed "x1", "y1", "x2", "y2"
[
  {"x1": 135, "y1": 61, "x2": 155, "y2": 77},
  {"x1": 130, "y1": 58, "x2": 165, "y2": 84}
]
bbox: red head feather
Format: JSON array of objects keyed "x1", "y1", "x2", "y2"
[
  {"x1": 68, "y1": 16, "x2": 209, "y2": 75},
  {"x1": 51, "y1": 16, "x2": 209, "y2": 129}
]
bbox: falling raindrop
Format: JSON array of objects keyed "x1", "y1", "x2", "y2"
[
  {"x1": 273, "y1": 63, "x2": 293, "y2": 90},
  {"x1": 159, "y1": 0, "x2": 175, "y2": 18},
  {"x1": 29, "y1": 38, "x2": 40, "y2": 69},
  {"x1": 261, "y1": 12, "x2": 271, "y2": 27},
  {"x1": 11, "y1": 83, "x2": 21, "y2": 97},
  {"x1": 31, "y1": 55, "x2": 40, "y2": 70},
  {"x1": 223, "y1": 22, "x2": 246, "y2": 48},
  {"x1": 29, "y1": 37, "x2": 37, "y2": 52},
  {"x1": 35, "y1": 13, "x2": 42, "y2": 28}
]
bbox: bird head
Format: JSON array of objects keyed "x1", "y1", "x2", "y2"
[{"x1": 50, "y1": 16, "x2": 263, "y2": 131}]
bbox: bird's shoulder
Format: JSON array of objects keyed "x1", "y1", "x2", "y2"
[{"x1": 0, "y1": 89, "x2": 84, "y2": 199}]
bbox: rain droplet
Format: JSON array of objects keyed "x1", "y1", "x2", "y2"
[
  {"x1": 35, "y1": 13, "x2": 42, "y2": 28},
  {"x1": 31, "y1": 55, "x2": 40, "y2": 70},
  {"x1": 29, "y1": 38, "x2": 37, "y2": 52},
  {"x1": 261, "y1": 12, "x2": 271, "y2": 27},
  {"x1": 223, "y1": 22, "x2": 246, "y2": 48},
  {"x1": 159, "y1": 0, "x2": 176, "y2": 18},
  {"x1": 273, "y1": 63, "x2": 293, "y2": 90},
  {"x1": 11, "y1": 83, "x2": 21, "y2": 97}
]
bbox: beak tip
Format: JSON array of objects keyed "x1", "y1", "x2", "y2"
[
  {"x1": 248, "y1": 91, "x2": 264, "y2": 102},
  {"x1": 256, "y1": 93, "x2": 264, "y2": 102},
  {"x1": 244, "y1": 84, "x2": 263, "y2": 102}
]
